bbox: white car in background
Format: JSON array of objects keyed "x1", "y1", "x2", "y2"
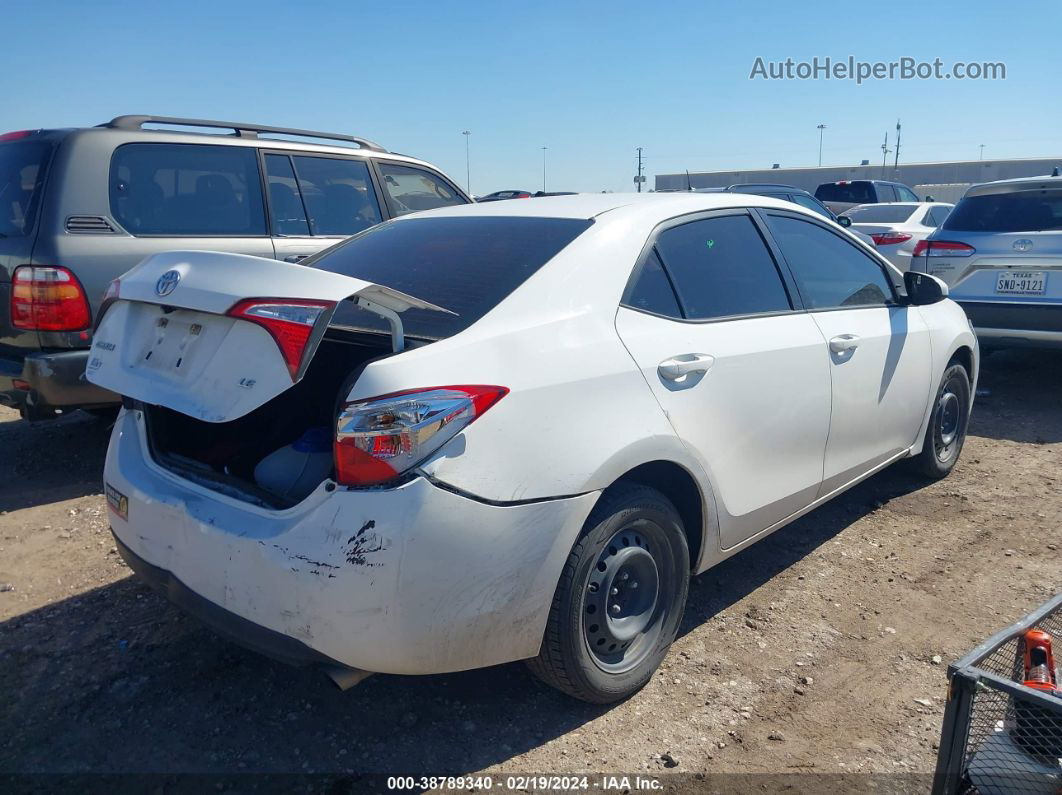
[
  {"x1": 87, "y1": 194, "x2": 977, "y2": 703},
  {"x1": 842, "y1": 202, "x2": 954, "y2": 271}
]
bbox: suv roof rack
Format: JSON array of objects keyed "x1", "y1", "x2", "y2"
[{"x1": 100, "y1": 115, "x2": 387, "y2": 152}]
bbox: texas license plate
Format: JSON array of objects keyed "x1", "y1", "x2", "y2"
[{"x1": 995, "y1": 271, "x2": 1046, "y2": 296}]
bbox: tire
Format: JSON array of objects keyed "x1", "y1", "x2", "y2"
[
  {"x1": 527, "y1": 483, "x2": 690, "y2": 703},
  {"x1": 911, "y1": 362, "x2": 971, "y2": 480}
]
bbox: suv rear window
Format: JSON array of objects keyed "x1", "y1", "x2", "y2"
[
  {"x1": 110, "y1": 143, "x2": 266, "y2": 236},
  {"x1": 815, "y1": 182, "x2": 874, "y2": 204},
  {"x1": 0, "y1": 141, "x2": 52, "y2": 238},
  {"x1": 942, "y1": 190, "x2": 1062, "y2": 233},
  {"x1": 314, "y1": 216, "x2": 592, "y2": 339},
  {"x1": 842, "y1": 205, "x2": 918, "y2": 223}
]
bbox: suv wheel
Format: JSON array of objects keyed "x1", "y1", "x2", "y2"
[{"x1": 527, "y1": 484, "x2": 689, "y2": 703}]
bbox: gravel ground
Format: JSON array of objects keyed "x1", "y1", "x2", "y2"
[{"x1": 0, "y1": 349, "x2": 1059, "y2": 791}]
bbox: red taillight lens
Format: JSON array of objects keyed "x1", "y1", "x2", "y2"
[
  {"x1": 0, "y1": 130, "x2": 36, "y2": 142},
  {"x1": 870, "y1": 232, "x2": 913, "y2": 246},
  {"x1": 912, "y1": 240, "x2": 975, "y2": 258},
  {"x1": 227, "y1": 298, "x2": 335, "y2": 381},
  {"x1": 335, "y1": 385, "x2": 508, "y2": 487},
  {"x1": 11, "y1": 266, "x2": 92, "y2": 331}
]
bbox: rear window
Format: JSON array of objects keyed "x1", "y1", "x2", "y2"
[
  {"x1": 313, "y1": 216, "x2": 592, "y2": 339},
  {"x1": 0, "y1": 141, "x2": 52, "y2": 238},
  {"x1": 110, "y1": 143, "x2": 266, "y2": 236},
  {"x1": 842, "y1": 205, "x2": 918, "y2": 223},
  {"x1": 815, "y1": 182, "x2": 874, "y2": 204},
  {"x1": 942, "y1": 190, "x2": 1062, "y2": 233}
]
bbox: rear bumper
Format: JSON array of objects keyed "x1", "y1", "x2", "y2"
[
  {"x1": 957, "y1": 301, "x2": 1062, "y2": 349},
  {"x1": 106, "y1": 408, "x2": 599, "y2": 675},
  {"x1": 0, "y1": 348, "x2": 118, "y2": 413}
]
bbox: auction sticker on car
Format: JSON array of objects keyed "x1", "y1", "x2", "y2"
[
  {"x1": 105, "y1": 483, "x2": 129, "y2": 521},
  {"x1": 995, "y1": 271, "x2": 1047, "y2": 296}
]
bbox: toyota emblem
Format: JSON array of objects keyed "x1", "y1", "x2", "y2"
[
  {"x1": 155, "y1": 270, "x2": 181, "y2": 297},
  {"x1": 1013, "y1": 239, "x2": 1034, "y2": 252}
]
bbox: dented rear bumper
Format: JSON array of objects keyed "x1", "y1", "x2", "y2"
[{"x1": 105, "y1": 408, "x2": 599, "y2": 675}]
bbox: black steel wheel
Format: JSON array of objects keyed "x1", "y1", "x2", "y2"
[{"x1": 912, "y1": 362, "x2": 971, "y2": 479}]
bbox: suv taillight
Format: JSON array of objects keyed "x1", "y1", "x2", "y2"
[
  {"x1": 912, "y1": 240, "x2": 976, "y2": 258},
  {"x1": 11, "y1": 266, "x2": 92, "y2": 331},
  {"x1": 227, "y1": 298, "x2": 335, "y2": 381},
  {"x1": 335, "y1": 385, "x2": 508, "y2": 487}
]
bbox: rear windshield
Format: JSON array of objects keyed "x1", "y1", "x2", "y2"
[
  {"x1": 313, "y1": 215, "x2": 593, "y2": 339},
  {"x1": 0, "y1": 141, "x2": 52, "y2": 238},
  {"x1": 842, "y1": 205, "x2": 917, "y2": 223},
  {"x1": 815, "y1": 182, "x2": 874, "y2": 204},
  {"x1": 943, "y1": 190, "x2": 1062, "y2": 233}
]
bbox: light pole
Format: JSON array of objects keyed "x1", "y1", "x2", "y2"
[
  {"x1": 816, "y1": 124, "x2": 827, "y2": 166},
  {"x1": 462, "y1": 130, "x2": 471, "y2": 195},
  {"x1": 541, "y1": 146, "x2": 547, "y2": 193},
  {"x1": 979, "y1": 143, "x2": 985, "y2": 160}
]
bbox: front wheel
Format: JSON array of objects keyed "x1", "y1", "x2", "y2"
[
  {"x1": 911, "y1": 362, "x2": 971, "y2": 479},
  {"x1": 526, "y1": 483, "x2": 689, "y2": 703}
]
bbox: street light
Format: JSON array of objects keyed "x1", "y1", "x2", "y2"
[
  {"x1": 462, "y1": 130, "x2": 471, "y2": 195},
  {"x1": 979, "y1": 143, "x2": 985, "y2": 161},
  {"x1": 816, "y1": 124, "x2": 827, "y2": 167},
  {"x1": 541, "y1": 146, "x2": 547, "y2": 193}
]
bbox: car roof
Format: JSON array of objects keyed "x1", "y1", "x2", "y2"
[
  {"x1": 965, "y1": 173, "x2": 1062, "y2": 197},
  {"x1": 404, "y1": 191, "x2": 811, "y2": 221}
]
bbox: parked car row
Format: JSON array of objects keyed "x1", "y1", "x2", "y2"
[
  {"x1": 476, "y1": 189, "x2": 577, "y2": 201},
  {"x1": 0, "y1": 115, "x2": 472, "y2": 420}
]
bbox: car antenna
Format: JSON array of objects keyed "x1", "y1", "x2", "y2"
[{"x1": 686, "y1": 170, "x2": 693, "y2": 192}]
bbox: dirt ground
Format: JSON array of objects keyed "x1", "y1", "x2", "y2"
[{"x1": 0, "y1": 349, "x2": 1059, "y2": 791}]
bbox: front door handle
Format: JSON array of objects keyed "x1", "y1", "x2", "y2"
[
  {"x1": 828, "y1": 334, "x2": 861, "y2": 354},
  {"x1": 284, "y1": 254, "x2": 308, "y2": 263},
  {"x1": 658, "y1": 353, "x2": 715, "y2": 381}
]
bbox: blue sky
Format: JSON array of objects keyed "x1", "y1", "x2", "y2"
[{"x1": 4, "y1": 0, "x2": 1060, "y2": 194}]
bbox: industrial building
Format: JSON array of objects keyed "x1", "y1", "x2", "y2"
[{"x1": 655, "y1": 157, "x2": 1062, "y2": 203}]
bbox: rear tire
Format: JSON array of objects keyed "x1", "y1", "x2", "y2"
[
  {"x1": 911, "y1": 362, "x2": 971, "y2": 480},
  {"x1": 527, "y1": 483, "x2": 689, "y2": 703}
]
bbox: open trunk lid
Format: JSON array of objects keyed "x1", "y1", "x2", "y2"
[{"x1": 86, "y1": 250, "x2": 452, "y2": 422}]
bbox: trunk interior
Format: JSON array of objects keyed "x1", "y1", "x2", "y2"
[{"x1": 142, "y1": 330, "x2": 394, "y2": 508}]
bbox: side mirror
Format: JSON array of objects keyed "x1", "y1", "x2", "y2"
[
  {"x1": 904, "y1": 271, "x2": 949, "y2": 305},
  {"x1": 925, "y1": 195, "x2": 936, "y2": 202},
  {"x1": 836, "y1": 215, "x2": 852, "y2": 228}
]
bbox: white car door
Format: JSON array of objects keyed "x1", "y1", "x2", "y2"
[
  {"x1": 615, "y1": 211, "x2": 832, "y2": 549},
  {"x1": 761, "y1": 212, "x2": 933, "y2": 494}
]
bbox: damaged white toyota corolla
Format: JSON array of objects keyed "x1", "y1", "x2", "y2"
[{"x1": 88, "y1": 193, "x2": 977, "y2": 702}]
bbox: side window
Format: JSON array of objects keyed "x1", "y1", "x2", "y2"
[
  {"x1": 897, "y1": 185, "x2": 920, "y2": 202},
  {"x1": 765, "y1": 214, "x2": 894, "y2": 309},
  {"x1": 928, "y1": 206, "x2": 951, "y2": 227},
  {"x1": 876, "y1": 184, "x2": 898, "y2": 202},
  {"x1": 265, "y1": 154, "x2": 310, "y2": 236},
  {"x1": 623, "y1": 249, "x2": 682, "y2": 318},
  {"x1": 291, "y1": 156, "x2": 382, "y2": 235},
  {"x1": 790, "y1": 193, "x2": 831, "y2": 218},
  {"x1": 655, "y1": 214, "x2": 792, "y2": 320},
  {"x1": 377, "y1": 162, "x2": 465, "y2": 217},
  {"x1": 110, "y1": 143, "x2": 266, "y2": 236}
]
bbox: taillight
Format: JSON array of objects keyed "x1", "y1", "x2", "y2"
[
  {"x1": 870, "y1": 232, "x2": 912, "y2": 246},
  {"x1": 227, "y1": 298, "x2": 335, "y2": 381},
  {"x1": 912, "y1": 240, "x2": 975, "y2": 258},
  {"x1": 11, "y1": 266, "x2": 92, "y2": 331},
  {"x1": 0, "y1": 130, "x2": 36, "y2": 142},
  {"x1": 334, "y1": 385, "x2": 508, "y2": 487}
]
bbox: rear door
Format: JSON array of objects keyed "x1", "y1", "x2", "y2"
[
  {"x1": 615, "y1": 210, "x2": 831, "y2": 549},
  {"x1": 264, "y1": 152, "x2": 385, "y2": 263},
  {"x1": 761, "y1": 211, "x2": 932, "y2": 492},
  {"x1": 86, "y1": 250, "x2": 450, "y2": 422}
]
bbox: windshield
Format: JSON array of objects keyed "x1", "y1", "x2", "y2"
[
  {"x1": 312, "y1": 215, "x2": 594, "y2": 339},
  {"x1": 815, "y1": 182, "x2": 874, "y2": 203},
  {"x1": 843, "y1": 205, "x2": 918, "y2": 224},
  {"x1": 0, "y1": 141, "x2": 53, "y2": 237},
  {"x1": 943, "y1": 190, "x2": 1062, "y2": 232}
]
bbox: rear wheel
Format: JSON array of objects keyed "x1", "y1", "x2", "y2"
[
  {"x1": 527, "y1": 484, "x2": 689, "y2": 703},
  {"x1": 911, "y1": 362, "x2": 971, "y2": 479}
]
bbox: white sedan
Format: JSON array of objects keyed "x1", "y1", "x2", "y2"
[
  {"x1": 842, "y1": 202, "x2": 954, "y2": 271},
  {"x1": 87, "y1": 193, "x2": 977, "y2": 703}
]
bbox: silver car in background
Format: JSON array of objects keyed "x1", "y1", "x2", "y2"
[
  {"x1": 843, "y1": 202, "x2": 954, "y2": 271},
  {"x1": 912, "y1": 173, "x2": 1062, "y2": 350}
]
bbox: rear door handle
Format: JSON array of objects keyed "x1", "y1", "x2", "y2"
[
  {"x1": 658, "y1": 353, "x2": 715, "y2": 381},
  {"x1": 829, "y1": 334, "x2": 861, "y2": 353},
  {"x1": 284, "y1": 254, "x2": 308, "y2": 263}
]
